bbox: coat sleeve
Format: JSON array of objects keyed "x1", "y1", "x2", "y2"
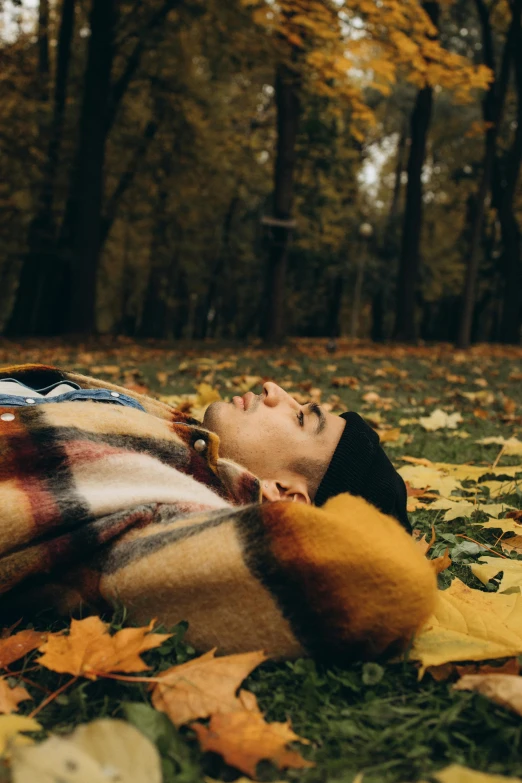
[{"x1": 76, "y1": 493, "x2": 437, "y2": 663}]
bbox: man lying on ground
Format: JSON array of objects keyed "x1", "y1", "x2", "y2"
[{"x1": 0, "y1": 364, "x2": 436, "y2": 663}]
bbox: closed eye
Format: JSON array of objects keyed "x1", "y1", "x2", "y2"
[{"x1": 297, "y1": 410, "x2": 304, "y2": 427}]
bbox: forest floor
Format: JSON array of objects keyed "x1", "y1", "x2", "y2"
[{"x1": 2, "y1": 337, "x2": 522, "y2": 783}]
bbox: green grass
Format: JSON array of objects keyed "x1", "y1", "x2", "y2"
[{"x1": 4, "y1": 338, "x2": 522, "y2": 783}]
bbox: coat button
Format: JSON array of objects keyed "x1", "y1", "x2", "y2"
[
  {"x1": 25, "y1": 398, "x2": 36, "y2": 404},
  {"x1": 194, "y1": 438, "x2": 207, "y2": 452},
  {"x1": 110, "y1": 392, "x2": 120, "y2": 398},
  {"x1": 0, "y1": 413, "x2": 15, "y2": 421}
]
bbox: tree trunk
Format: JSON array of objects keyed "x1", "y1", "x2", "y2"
[
  {"x1": 38, "y1": 0, "x2": 50, "y2": 98},
  {"x1": 393, "y1": 2, "x2": 439, "y2": 341},
  {"x1": 264, "y1": 63, "x2": 300, "y2": 343},
  {"x1": 373, "y1": 123, "x2": 407, "y2": 342},
  {"x1": 457, "y1": 0, "x2": 514, "y2": 348},
  {"x1": 498, "y1": 0, "x2": 522, "y2": 343},
  {"x1": 198, "y1": 196, "x2": 239, "y2": 339},
  {"x1": 67, "y1": 0, "x2": 116, "y2": 334},
  {"x1": 6, "y1": 0, "x2": 76, "y2": 337},
  {"x1": 100, "y1": 119, "x2": 160, "y2": 248},
  {"x1": 350, "y1": 248, "x2": 367, "y2": 339}
]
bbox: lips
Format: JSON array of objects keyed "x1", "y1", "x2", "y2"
[
  {"x1": 242, "y1": 392, "x2": 254, "y2": 411},
  {"x1": 232, "y1": 392, "x2": 254, "y2": 411},
  {"x1": 232, "y1": 396, "x2": 245, "y2": 410}
]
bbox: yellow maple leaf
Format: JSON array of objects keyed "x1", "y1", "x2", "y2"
[
  {"x1": 192, "y1": 691, "x2": 314, "y2": 778},
  {"x1": 0, "y1": 715, "x2": 41, "y2": 756},
  {"x1": 152, "y1": 649, "x2": 266, "y2": 727},
  {"x1": 472, "y1": 557, "x2": 522, "y2": 594},
  {"x1": 410, "y1": 579, "x2": 522, "y2": 675},
  {"x1": 11, "y1": 718, "x2": 162, "y2": 783},
  {"x1": 37, "y1": 617, "x2": 171, "y2": 680},
  {"x1": 431, "y1": 764, "x2": 522, "y2": 783},
  {"x1": 0, "y1": 677, "x2": 31, "y2": 715}
]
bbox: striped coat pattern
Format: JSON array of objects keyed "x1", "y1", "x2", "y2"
[{"x1": 0, "y1": 365, "x2": 437, "y2": 663}]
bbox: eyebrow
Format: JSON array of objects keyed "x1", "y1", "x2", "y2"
[{"x1": 307, "y1": 402, "x2": 326, "y2": 435}]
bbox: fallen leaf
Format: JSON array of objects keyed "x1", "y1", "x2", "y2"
[
  {"x1": 419, "y1": 409, "x2": 463, "y2": 431},
  {"x1": 472, "y1": 557, "x2": 522, "y2": 593},
  {"x1": 432, "y1": 763, "x2": 522, "y2": 783},
  {"x1": 0, "y1": 678, "x2": 31, "y2": 714},
  {"x1": 37, "y1": 617, "x2": 171, "y2": 679},
  {"x1": 482, "y1": 517, "x2": 522, "y2": 536},
  {"x1": 151, "y1": 649, "x2": 266, "y2": 727},
  {"x1": 230, "y1": 376, "x2": 263, "y2": 393},
  {"x1": 454, "y1": 673, "x2": 522, "y2": 716},
  {"x1": 475, "y1": 437, "x2": 522, "y2": 456},
  {"x1": 400, "y1": 456, "x2": 434, "y2": 467},
  {"x1": 89, "y1": 365, "x2": 120, "y2": 376},
  {"x1": 192, "y1": 691, "x2": 314, "y2": 778},
  {"x1": 460, "y1": 390, "x2": 495, "y2": 405},
  {"x1": 11, "y1": 718, "x2": 162, "y2": 782},
  {"x1": 376, "y1": 428, "x2": 401, "y2": 443},
  {"x1": 410, "y1": 578, "x2": 522, "y2": 675},
  {"x1": 331, "y1": 376, "x2": 359, "y2": 389},
  {"x1": 398, "y1": 465, "x2": 460, "y2": 497},
  {"x1": 428, "y1": 656, "x2": 521, "y2": 682},
  {"x1": 196, "y1": 383, "x2": 221, "y2": 407},
  {"x1": 0, "y1": 715, "x2": 41, "y2": 756},
  {"x1": 431, "y1": 548, "x2": 452, "y2": 574},
  {"x1": 501, "y1": 535, "x2": 522, "y2": 555},
  {"x1": 473, "y1": 408, "x2": 489, "y2": 420},
  {"x1": 414, "y1": 526, "x2": 435, "y2": 555},
  {"x1": 428, "y1": 499, "x2": 515, "y2": 523},
  {"x1": 0, "y1": 629, "x2": 49, "y2": 670}
]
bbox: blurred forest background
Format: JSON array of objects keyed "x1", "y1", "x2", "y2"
[{"x1": 0, "y1": 0, "x2": 520, "y2": 346}]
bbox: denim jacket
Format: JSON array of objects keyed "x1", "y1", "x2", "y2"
[{"x1": 0, "y1": 378, "x2": 145, "y2": 411}]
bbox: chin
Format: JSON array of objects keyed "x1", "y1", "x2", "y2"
[{"x1": 202, "y1": 400, "x2": 227, "y2": 434}]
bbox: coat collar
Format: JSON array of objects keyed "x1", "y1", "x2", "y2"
[{"x1": 0, "y1": 363, "x2": 261, "y2": 507}]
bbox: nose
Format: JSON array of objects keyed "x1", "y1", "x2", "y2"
[{"x1": 262, "y1": 382, "x2": 299, "y2": 409}]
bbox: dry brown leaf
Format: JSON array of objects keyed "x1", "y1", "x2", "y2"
[
  {"x1": 192, "y1": 691, "x2": 314, "y2": 779},
  {"x1": 330, "y1": 376, "x2": 359, "y2": 389},
  {"x1": 431, "y1": 547, "x2": 452, "y2": 575},
  {"x1": 427, "y1": 657, "x2": 520, "y2": 682},
  {"x1": 0, "y1": 629, "x2": 49, "y2": 670},
  {"x1": 456, "y1": 659, "x2": 521, "y2": 677},
  {"x1": 151, "y1": 649, "x2": 266, "y2": 727},
  {"x1": 454, "y1": 673, "x2": 522, "y2": 716},
  {"x1": 0, "y1": 678, "x2": 31, "y2": 714},
  {"x1": 413, "y1": 526, "x2": 436, "y2": 556},
  {"x1": 37, "y1": 617, "x2": 171, "y2": 679},
  {"x1": 501, "y1": 535, "x2": 522, "y2": 555}
]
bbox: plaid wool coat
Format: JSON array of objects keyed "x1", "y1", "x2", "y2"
[{"x1": 0, "y1": 364, "x2": 437, "y2": 663}]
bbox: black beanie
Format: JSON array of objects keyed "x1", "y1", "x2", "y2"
[{"x1": 315, "y1": 411, "x2": 411, "y2": 532}]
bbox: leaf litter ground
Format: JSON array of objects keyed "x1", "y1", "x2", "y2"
[{"x1": 3, "y1": 337, "x2": 522, "y2": 783}]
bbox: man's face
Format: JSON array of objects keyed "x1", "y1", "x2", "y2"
[{"x1": 203, "y1": 382, "x2": 345, "y2": 497}]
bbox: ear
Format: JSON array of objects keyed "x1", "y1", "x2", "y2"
[{"x1": 261, "y1": 477, "x2": 311, "y2": 505}]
